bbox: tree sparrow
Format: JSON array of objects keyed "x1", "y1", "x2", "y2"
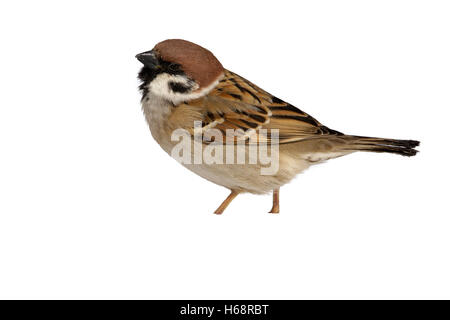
[{"x1": 136, "y1": 39, "x2": 419, "y2": 214}]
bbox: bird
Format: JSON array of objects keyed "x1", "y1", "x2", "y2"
[{"x1": 136, "y1": 39, "x2": 419, "y2": 214}]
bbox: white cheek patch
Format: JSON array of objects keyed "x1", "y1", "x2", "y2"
[
  {"x1": 148, "y1": 73, "x2": 197, "y2": 103},
  {"x1": 147, "y1": 73, "x2": 223, "y2": 105}
]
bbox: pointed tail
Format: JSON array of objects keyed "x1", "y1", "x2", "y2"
[{"x1": 342, "y1": 136, "x2": 420, "y2": 157}]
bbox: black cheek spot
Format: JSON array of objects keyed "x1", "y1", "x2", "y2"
[{"x1": 169, "y1": 82, "x2": 191, "y2": 93}]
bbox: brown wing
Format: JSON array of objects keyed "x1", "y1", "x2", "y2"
[{"x1": 170, "y1": 69, "x2": 342, "y2": 144}]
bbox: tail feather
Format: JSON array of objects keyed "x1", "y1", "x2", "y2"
[{"x1": 343, "y1": 136, "x2": 420, "y2": 157}]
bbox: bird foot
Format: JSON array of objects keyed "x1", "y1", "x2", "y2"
[{"x1": 269, "y1": 206, "x2": 280, "y2": 214}]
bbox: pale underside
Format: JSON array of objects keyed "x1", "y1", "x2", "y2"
[{"x1": 142, "y1": 69, "x2": 354, "y2": 194}]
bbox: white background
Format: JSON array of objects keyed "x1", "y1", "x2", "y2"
[{"x1": 0, "y1": 0, "x2": 449, "y2": 299}]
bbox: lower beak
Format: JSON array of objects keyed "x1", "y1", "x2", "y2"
[{"x1": 136, "y1": 50, "x2": 159, "y2": 69}]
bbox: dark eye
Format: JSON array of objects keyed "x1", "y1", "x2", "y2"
[{"x1": 168, "y1": 63, "x2": 180, "y2": 72}]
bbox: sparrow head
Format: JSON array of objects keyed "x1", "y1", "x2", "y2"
[{"x1": 136, "y1": 39, "x2": 224, "y2": 104}]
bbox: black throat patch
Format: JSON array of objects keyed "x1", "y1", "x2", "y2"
[{"x1": 138, "y1": 67, "x2": 158, "y2": 101}]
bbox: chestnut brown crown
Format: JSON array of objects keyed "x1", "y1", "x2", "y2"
[{"x1": 153, "y1": 39, "x2": 224, "y2": 89}]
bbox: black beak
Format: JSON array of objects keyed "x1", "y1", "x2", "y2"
[{"x1": 135, "y1": 50, "x2": 159, "y2": 69}]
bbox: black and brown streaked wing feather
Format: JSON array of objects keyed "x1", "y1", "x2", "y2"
[{"x1": 175, "y1": 69, "x2": 342, "y2": 144}]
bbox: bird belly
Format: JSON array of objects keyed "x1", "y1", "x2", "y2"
[
  {"x1": 142, "y1": 97, "x2": 312, "y2": 194},
  {"x1": 181, "y1": 152, "x2": 312, "y2": 194}
]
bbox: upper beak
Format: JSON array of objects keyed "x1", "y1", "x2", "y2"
[{"x1": 135, "y1": 50, "x2": 159, "y2": 69}]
